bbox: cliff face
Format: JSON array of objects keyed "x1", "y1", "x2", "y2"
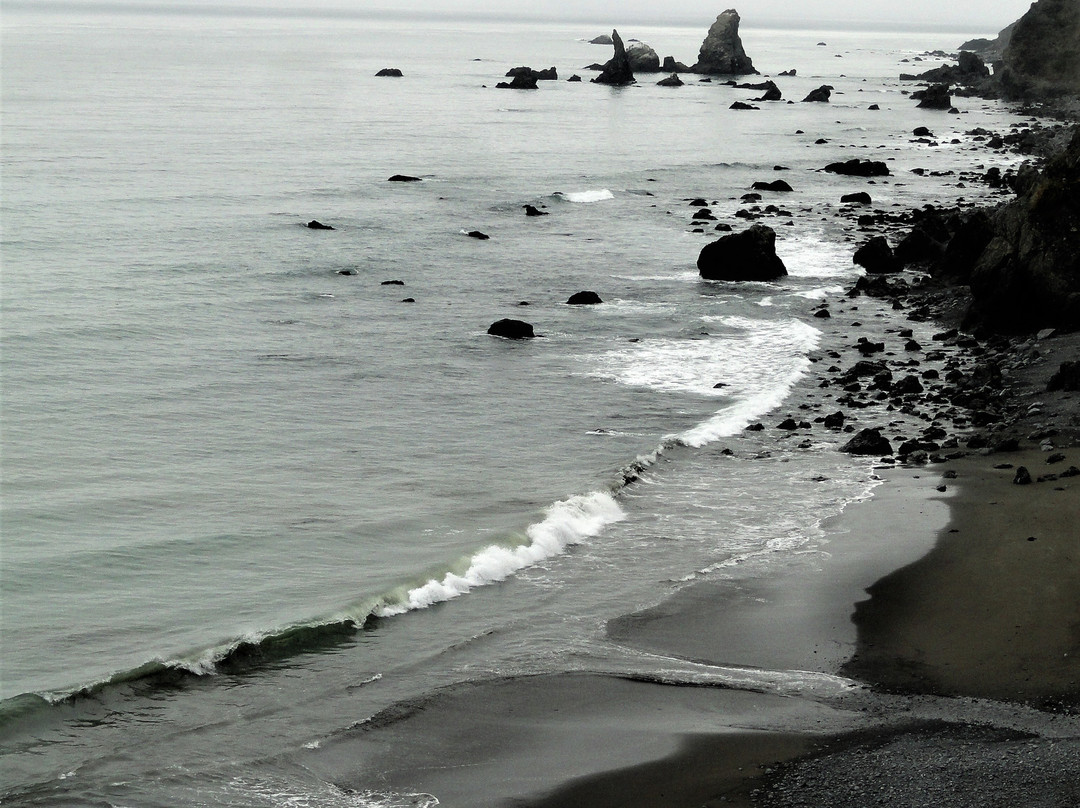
[
  {"x1": 998, "y1": 0, "x2": 1080, "y2": 101},
  {"x1": 966, "y1": 129, "x2": 1080, "y2": 332}
]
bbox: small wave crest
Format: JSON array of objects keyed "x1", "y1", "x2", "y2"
[
  {"x1": 377, "y1": 491, "x2": 625, "y2": 616},
  {"x1": 551, "y1": 189, "x2": 614, "y2": 203}
]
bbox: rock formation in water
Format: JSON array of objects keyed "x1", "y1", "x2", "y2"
[
  {"x1": 900, "y1": 51, "x2": 990, "y2": 85},
  {"x1": 697, "y1": 224, "x2": 787, "y2": 281},
  {"x1": 496, "y1": 74, "x2": 539, "y2": 89},
  {"x1": 691, "y1": 9, "x2": 757, "y2": 75},
  {"x1": 913, "y1": 83, "x2": 953, "y2": 109},
  {"x1": 566, "y1": 291, "x2": 603, "y2": 305},
  {"x1": 625, "y1": 40, "x2": 661, "y2": 72},
  {"x1": 505, "y1": 66, "x2": 558, "y2": 81},
  {"x1": 657, "y1": 73, "x2": 684, "y2": 87},
  {"x1": 487, "y1": 319, "x2": 535, "y2": 339},
  {"x1": 802, "y1": 85, "x2": 833, "y2": 102},
  {"x1": 375, "y1": 68, "x2": 403, "y2": 77},
  {"x1": 823, "y1": 159, "x2": 890, "y2": 177},
  {"x1": 996, "y1": 0, "x2": 1080, "y2": 101},
  {"x1": 959, "y1": 20, "x2": 1017, "y2": 63},
  {"x1": 592, "y1": 29, "x2": 635, "y2": 86}
]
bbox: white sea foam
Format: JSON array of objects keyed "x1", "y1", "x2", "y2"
[
  {"x1": 555, "y1": 189, "x2": 614, "y2": 203},
  {"x1": 377, "y1": 491, "x2": 625, "y2": 616}
]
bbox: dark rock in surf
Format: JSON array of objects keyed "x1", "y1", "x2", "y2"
[
  {"x1": 388, "y1": 174, "x2": 422, "y2": 182},
  {"x1": 466, "y1": 230, "x2": 490, "y2": 240},
  {"x1": 752, "y1": 180, "x2": 793, "y2": 192},
  {"x1": 381, "y1": 279, "x2": 405, "y2": 285},
  {"x1": 524, "y1": 204, "x2": 548, "y2": 216},
  {"x1": 376, "y1": 68, "x2": 403, "y2": 77},
  {"x1": 698, "y1": 224, "x2": 787, "y2": 282},
  {"x1": 567, "y1": 291, "x2": 603, "y2": 305},
  {"x1": 590, "y1": 34, "x2": 614, "y2": 45},
  {"x1": 505, "y1": 66, "x2": 557, "y2": 81},
  {"x1": 913, "y1": 83, "x2": 952, "y2": 109},
  {"x1": 854, "y1": 236, "x2": 901, "y2": 274},
  {"x1": 841, "y1": 428, "x2": 893, "y2": 456},
  {"x1": 730, "y1": 101, "x2": 759, "y2": 110},
  {"x1": 305, "y1": 220, "x2": 335, "y2": 230},
  {"x1": 824, "y1": 159, "x2": 890, "y2": 177},
  {"x1": 657, "y1": 73, "x2": 684, "y2": 87},
  {"x1": 487, "y1": 319, "x2": 535, "y2": 339},
  {"x1": 841, "y1": 192, "x2": 872, "y2": 204}
]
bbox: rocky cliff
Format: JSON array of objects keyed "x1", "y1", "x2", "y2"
[
  {"x1": 997, "y1": 0, "x2": 1080, "y2": 101},
  {"x1": 966, "y1": 128, "x2": 1080, "y2": 332}
]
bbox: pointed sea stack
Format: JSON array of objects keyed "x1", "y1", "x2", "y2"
[
  {"x1": 692, "y1": 9, "x2": 757, "y2": 75},
  {"x1": 592, "y1": 29, "x2": 635, "y2": 85}
]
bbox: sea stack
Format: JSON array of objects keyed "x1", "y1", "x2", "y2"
[
  {"x1": 996, "y1": 0, "x2": 1080, "y2": 101},
  {"x1": 692, "y1": 9, "x2": 757, "y2": 75},
  {"x1": 592, "y1": 29, "x2": 635, "y2": 85}
]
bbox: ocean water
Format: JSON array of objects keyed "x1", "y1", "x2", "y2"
[{"x1": 1, "y1": 6, "x2": 1028, "y2": 805}]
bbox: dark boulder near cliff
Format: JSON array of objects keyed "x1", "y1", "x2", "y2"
[
  {"x1": 593, "y1": 29, "x2": 635, "y2": 86},
  {"x1": 913, "y1": 83, "x2": 953, "y2": 109},
  {"x1": 698, "y1": 224, "x2": 787, "y2": 281},
  {"x1": 692, "y1": 9, "x2": 757, "y2": 75}
]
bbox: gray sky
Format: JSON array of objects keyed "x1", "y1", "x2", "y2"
[
  {"x1": 360, "y1": 1, "x2": 1031, "y2": 31},
  {"x1": 29, "y1": 0, "x2": 1033, "y2": 32}
]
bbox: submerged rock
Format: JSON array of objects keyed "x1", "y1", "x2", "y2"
[
  {"x1": 697, "y1": 224, "x2": 787, "y2": 282},
  {"x1": 523, "y1": 204, "x2": 548, "y2": 216},
  {"x1": 388, "y1": 174, "x2": 422, "y2": 182},
  {"x1": 305, "y1": 219, "x2": 335, "y2": 230},
  {"x1": 692, "y1": 9, "x2": 757, "y2": 75}
]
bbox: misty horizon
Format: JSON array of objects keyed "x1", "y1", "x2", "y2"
[{"x1": 6, "y1": 0, "x2": 1029, "y2": 35}]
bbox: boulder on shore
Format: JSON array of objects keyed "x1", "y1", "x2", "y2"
[
  {"x1": 698, "y1": 224, "x2": 787, "y2": 282},
  {"x1": 854, "y1": 236, "x2": 901, "y2": 274},
  {"x1": 592, "y1": 29, "x2": 635, "y2": 86},
  {"x1": 840, "y1": 428, "x2": 893, "y2": 456},
  {"x1": 691, "y1": 9, "x2": 757, "y2": 75},
  {"x1": 487, "y1": 319, "x2": 535, "y2": 339}
]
